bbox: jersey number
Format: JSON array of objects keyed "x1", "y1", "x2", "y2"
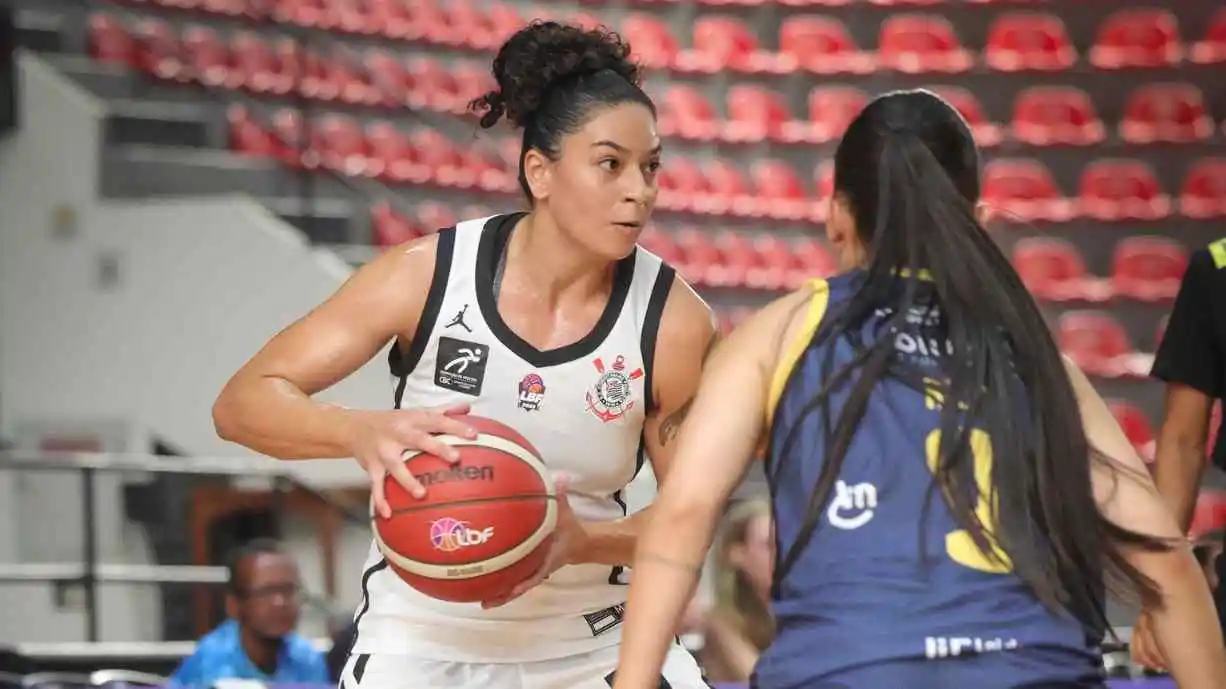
[{"x1": 924, "y1": 428, "x2": 1013, "y2": 574}]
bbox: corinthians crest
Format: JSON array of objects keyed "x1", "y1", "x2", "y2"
[{"x1": 585, "y1": 355, "x2": 643, "y2": 423}]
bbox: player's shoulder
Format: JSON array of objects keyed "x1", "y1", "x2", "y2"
[
  {"x1": 731, "y1": 278, "x2": 834, "y2": 371},
  {"x1": 653, "y1": 267, "x2": 717, "y2": 356}
]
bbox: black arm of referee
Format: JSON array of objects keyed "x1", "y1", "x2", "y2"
[{"x1": 1150, "y1": 240, "x2": 1226, "y2": 533}]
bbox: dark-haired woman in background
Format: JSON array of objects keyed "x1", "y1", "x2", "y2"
[
  {"x1": 610, "y1": 89, "x2": 1226, "y2": 689},
  {"x1": 212, "y1": 21, "x2": 715, "y2": 689}
]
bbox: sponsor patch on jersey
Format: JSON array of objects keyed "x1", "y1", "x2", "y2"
[
  {"x1": 434, "y1": 336, "x2": 489, "y2": 396},
  {"x1": 586, "y1": 355, "x2": 643, "y2": 423},
  {"x1": 517, "y1": 373, "x2": 546, "y2": 411}
]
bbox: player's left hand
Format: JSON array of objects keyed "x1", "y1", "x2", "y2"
[{"x1": 481, "y1": 474, "x2": 586, "y2": 608}]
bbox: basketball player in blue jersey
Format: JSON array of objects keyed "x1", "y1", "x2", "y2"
[
  {"x1": 213, "y1": 21, "x2": 716, "y2": 689},
  {"x1": 611, "y1": 89, "x2": 1226, "y2": 689}
]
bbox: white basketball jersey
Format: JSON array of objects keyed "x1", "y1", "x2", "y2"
[{"x1": 350, "y1": 213, "x2": 675, "y2": 662}]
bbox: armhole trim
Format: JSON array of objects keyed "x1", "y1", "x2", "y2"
[
  {"x1": 389, "y1": 227, "x2": 457, "y2": 387},
  {"x1": 765, "y1": 279, "x2": 831, "y2": 422},
  {"x1": 639, "y1": 264, "x2": 676, "y2": 418}
]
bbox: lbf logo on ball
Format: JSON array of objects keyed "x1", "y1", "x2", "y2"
[
  {"x1": 429, "y1": 517, "x2": 494, "y2": 552},
  {"x1": 586, "y1": 355, "x2": 642, "y2": 423}
]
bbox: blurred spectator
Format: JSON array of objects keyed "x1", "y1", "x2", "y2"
[
  {"x1": 169, "y1": 539, "x2": 327, "y2": 687},
  {"x1": 698, "y1": 499, "x2": 775, "y2": 684}
]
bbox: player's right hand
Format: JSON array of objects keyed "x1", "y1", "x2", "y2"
[
  {"x1": 1129, "y1": 609, "x2": 1167, "y2": 672},
  {"x1": 348, "y1": 403, "x2": 478, "y2": 519}
]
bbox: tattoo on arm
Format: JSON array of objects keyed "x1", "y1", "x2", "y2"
[{"x1": 656, "y1": 331, "x2": 722, "y2": 447}]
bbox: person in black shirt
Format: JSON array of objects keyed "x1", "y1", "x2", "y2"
[{"x1": 1132, "y1": 237, "x2": 1226, "y2": 670}]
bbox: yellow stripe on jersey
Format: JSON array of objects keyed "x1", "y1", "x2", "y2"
[
  {"x1": 1209, "y1": 238, "x2": 1226, "y2": 269},
  {"x1": 766, "y1": 279, "x2": 831, "y2": 423}
]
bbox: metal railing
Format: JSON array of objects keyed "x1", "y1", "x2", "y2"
[{"x1": 0, "y1": 450, "x2": 368, "y2": 643}]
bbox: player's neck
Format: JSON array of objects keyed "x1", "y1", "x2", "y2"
[
  {"x1": 507, "y1": 212, "x2": 613, "y2": 304},
  {"x1": 239, "y1": 625, "x2": 280, "y2": 674}
]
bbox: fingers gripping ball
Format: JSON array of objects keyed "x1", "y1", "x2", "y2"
[{"x1": 372, "y1": 416, "x2": 557, "y2": 602}]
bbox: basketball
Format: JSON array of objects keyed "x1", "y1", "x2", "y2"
[{"x1": 371, "y1": 415, "x2": 557, "y2": 602}]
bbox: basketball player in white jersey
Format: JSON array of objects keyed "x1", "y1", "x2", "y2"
[{"x1": 212, "y1": 21, "x2": 716, "y2": 689}]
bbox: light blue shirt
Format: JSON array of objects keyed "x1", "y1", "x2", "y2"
[{"x1": 169, "y1": 620, "x2": 328, "y2": 687}]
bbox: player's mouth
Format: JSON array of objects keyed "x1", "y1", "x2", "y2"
[{"x1": 612, "y1": 221, "x2": 643, "y2": 229}]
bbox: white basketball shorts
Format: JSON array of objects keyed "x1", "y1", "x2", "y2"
[{"x1": 339, "y1": 642, "x2": 709, "y2": 689}]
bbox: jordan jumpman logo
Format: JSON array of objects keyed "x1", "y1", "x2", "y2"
[{"x1": 446, "y1": 304, "x2": 472, "y2": 333}]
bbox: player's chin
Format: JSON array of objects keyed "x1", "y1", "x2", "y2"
[{"x1": 601, "y1": 223, "x2": 644, "y2": 259}]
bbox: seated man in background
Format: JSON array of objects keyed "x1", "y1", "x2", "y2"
[{"x1": 170, "y1": 539, "x2": 327, "y2": 687}]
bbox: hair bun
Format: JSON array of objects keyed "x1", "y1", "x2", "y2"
[{"x1": 470, "y1": 21, "x2": 642, "y2": 129}]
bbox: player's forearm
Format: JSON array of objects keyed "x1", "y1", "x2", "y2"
[
  {"x1": 1151, "y1": 440, "x2": 1209, "y2": 533},
  {"x1": 614, "y1": 504, "x2": 713, "y2": 689},
  {"x1": 213, "y1": 375, "x2": 360, "y2": 460},
  {"x1": 1145, "y1": 546, "x2": 1226, "y2": 688},
  {"x1": 572, "y1": 507, "x2": 653, "y2": 566}
]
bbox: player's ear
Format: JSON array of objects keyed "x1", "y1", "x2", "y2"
[{"x1": 522, "y1": 148, "x2": 553, "y2": 202}]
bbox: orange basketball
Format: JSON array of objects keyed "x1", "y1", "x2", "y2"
[{"x1": 372, "y1": 415, "x2": 557, "y2": 602}]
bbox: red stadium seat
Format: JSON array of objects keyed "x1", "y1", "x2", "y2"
[
  {"x1": 329, "y1": 46, "x2": 382, "y2": 106},
  {"x1": 452, "y1": 62, "x2": 495, "y2": 115},
  {"x1": 675, "y1": 228, "x2": 721, "y2": 286},
  {"x1": 270, "y1": 108, "x2": 308, "y2": 168},
  {"x1": 752, "y1": 236, "x2": 805, "y2": 291},
  {"x1": 1090, "y1": 9, "x2": 1183, "y2": 69},
  {"x1": 88, "y1": 14, "x2": 136, "y2": 66},
  {"x1": 133, "y1": 18, "x2": 186, "y2": 81},
  {"x1": 1011, "y1": 87, "x2": 1105, "y2": 146},
  {"x1": 658, "y1": 85, "x2": 720, "y2": 141},
  {"x1": 806, "y1": 86, "x2": 870, "y2": 143},
  {"x1": 778, "y1": 16, "x2": 874, "y2": 74},
  {"x1": 811, "y1": 162, "x2": 836, "y2": 221},
  {"x1": 655, "y1": 157, "x2": 709, "y2": 213},
  {"x1": 703, "y1": 160, "x2": 753, "y2": 216},
  {"x1": 932, "y1": 87, "x2": 1003, "y2": 147},
  {"x1": 724, "y1": 85, "x2": 790, "y2": 143},
  {"x1": 1110, "y1": 236, "x2": 1188, "y2": 302},
  {"x1": 371, "y1": 202, "x2": 421, "y2": 248},
  {"x1": 794, "y1": 238, "x2": 838, "y2": 279},
  {"x1": 229, "y1": 32, "x2": 293, "y2": 94},
  {"x1": 1120, "y1": 83, "x2": 1214, "y2": 143},
  {"x1": 750, "y1": 159, "x2": 810, "y2": 221},
  {"x1": 1077, "y1": 159, "x2": 1171, "y2": 221},
  {"x1": 1190, "y1": 9, "x2": 1226, "y2": 64},
  {"x1": 1056, "y1": 311, "x2": 1142, "y2": 377},
  {"x1": 1108, "y1": 400, "x2": 1155, "y2": 460},
  {"x1": 622, "y1": 14, "x2": 678, "y2": 70},
  {"x1": 412, "y1": 129, "x2": 468, "y2": 187},
  {"x1": 980, "y1": 159, "x2": 1073, "y2": 222},
  {"x1": 637, "y1": 229, "x2": 685, "y2": 267},
  {"x1": 1189, "y1": 490, "x2": 1226, "y2": 540},
  {"x1": 179, "y1": 25, "x2": 229, "y2": 87},
  {"x1": 710, "y1": 231, "x2": 760, "y2": 289},
  {"x1": 878, "y1": 15, "x2": 973, "y2": 73},
  {"x1": 365, "y1": 0, "x2": 416, "y2": 40},
  {"x1": 1011, "y1": 237, "x2": 1108, "y2": 302},
  {"x1": 1179, "y1": 158, "x2": 1226, "y2": 219},
  {"x1": 407, "y1": 58, "x2": 459, "y2": 112},
  {"x1": 984, "y1": 13, "x2": 1076, "y2": 72},
  {"x1": 365, "y1": 49, "x2": 412, "y2": 108},
  {"x1": 679, "y1": 16, "x2": 789, "y2": 74},
  {"x1": 313, "y1": 114, "x2": 369, "y2": 177},
  {"x1": 226, "y1": 104, "x2": 278, "y2": 158},
  {"x1": 365, "y1": 121, "x2": 417, "y2": 183},
  {"x1": 416, "y1": 201, "x2": 459, "y2": 235}
]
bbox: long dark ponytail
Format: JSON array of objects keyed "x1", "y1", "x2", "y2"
[{"x1": 769, "y1": 89, "x2": 1170, "y2": 635}]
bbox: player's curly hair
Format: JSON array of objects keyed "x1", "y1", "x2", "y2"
[{"x1": 469, "y1": 21, "x2": 655, "y2": 200}]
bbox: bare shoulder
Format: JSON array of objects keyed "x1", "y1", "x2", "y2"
[
  {"x1": 727, "y1": 282, "x2": 826, "y2": 372},
  {"x1": 337, "y1": 233, "x2": 442, "y2": 338},
  {"x1": 656, "y1": 273, "x2": 719, "y2": 358}
]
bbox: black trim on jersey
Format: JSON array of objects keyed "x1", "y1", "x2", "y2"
[
  {"x1": 347, "y1": 558, "x2": 389, "y2": 653},
  {"x1": 475, "y1": 213, "x2": 638, "y2": 368},
  {"x1": 388, "y1": 227, "x2": 457, "y2": 394},
  {"x1": 639, "y1": 263, "x2": 676, "y2": 416}
]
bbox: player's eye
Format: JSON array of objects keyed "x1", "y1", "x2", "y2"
[{"x1": 598, "y1": 158, "x2": 621, "y2": 173}]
